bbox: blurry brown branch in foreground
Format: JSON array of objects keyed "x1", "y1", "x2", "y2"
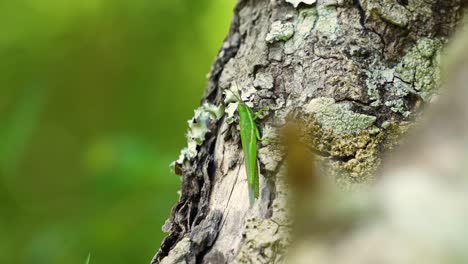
[
  {"x1": 282, "y1": 118, "x2": 375, "y2": 242},
  {"x1": 282, "y1": 119, "x2": 318, "y2": 197}
]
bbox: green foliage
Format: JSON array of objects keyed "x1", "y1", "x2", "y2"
[{"x1": 0, "y1": 0, "x2": 235, "y2": 263}]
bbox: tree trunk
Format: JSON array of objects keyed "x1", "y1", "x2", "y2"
[{"x1": 152, "y1": 0, "x2": 465, "y2": 263}]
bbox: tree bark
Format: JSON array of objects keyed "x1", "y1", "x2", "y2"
[{"x1": 152, "y1": 0, "x2": 465, "y2": 263}]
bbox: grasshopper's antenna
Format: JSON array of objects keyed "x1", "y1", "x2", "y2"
[
  {"x1": 231, "y1": 80, "x2": 243, "y2": 102},
  {"x1": 224, "y1": 62, "x2": 244, "y2": 104},
  {"x1": 232, "y1": 61, "x2": 253, "y2": 103}
]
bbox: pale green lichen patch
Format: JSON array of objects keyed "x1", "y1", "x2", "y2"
[
  {"x1": 266, "y1": 21, "x2": 295, "y2": 43},
  {"x1": 365, "y1": 38, "x2": 442, "y2": 116},
  {"x1": 384, "y1": 99, "x2": 410, "y2": 117},
  {"x1": 202, "y1": 103, "x2": 225, "y2": 120},
  {"x1": 224, "y1": 102, "x2": 238, "y2": 124},
  {"x1": 171, "y1": 103, "x2": 224, "y2": 170},
  {"x1": 285, "y1": 8, "x2": 318, "y2": 54},
  {"x1": 396, "y1": 38, "x2": 442, "y2": 101},
  {"x1": 315, "y1": 6, "x2": 340, "y2": 39},
  {"x1": 224, "y1": 83, "x2": 241, "y2": 104},
  {"x1": 187, "y1": 103, "x2": 224, "y2": 145},
  {"x1": 223, "y1": 84, "x2": 244, "y2": 124},
  {"x1": 305, "y1": 97, "x2": 377, "y2": 135}
]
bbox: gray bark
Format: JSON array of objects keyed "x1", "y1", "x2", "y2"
[{"x1": 152, "y1": 0, "x2": 465, "y2": 263}]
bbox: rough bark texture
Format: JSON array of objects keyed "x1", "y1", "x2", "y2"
[{"x1": 152, "y1": 0, "x2": 465, "y2": 263}]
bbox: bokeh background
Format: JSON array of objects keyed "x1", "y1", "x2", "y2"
[{"x1": 0, "y1": 0, "x2": 236, "y2": 263}]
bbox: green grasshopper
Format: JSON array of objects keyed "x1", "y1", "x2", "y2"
[
  {"x1": 238, "y1": 102, "x2": 262, "y2": 207},
  {"x1": 225, "y1": 85, "x2": 267, "y2": 207}
]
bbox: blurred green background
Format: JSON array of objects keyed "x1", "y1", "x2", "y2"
[{"x1": 0, "y1": 0, "x2": 236, "y2": 263}]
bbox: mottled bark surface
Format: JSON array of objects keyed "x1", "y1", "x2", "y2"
[{"x1": 152, "y1": 0, "x2": 464, "y2": 263}]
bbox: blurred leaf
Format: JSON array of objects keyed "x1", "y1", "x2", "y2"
[
  {"x1": 85, "y1": 253, "x2": 91, "y2": 264},
  {"x1": 0, "y1": 0, "x2": 236, "y2": 263},
  {"x1": 0, "y1": 87, "x2": 47, "y2": 175}
]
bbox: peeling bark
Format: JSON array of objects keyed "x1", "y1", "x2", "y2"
[{"x1": 152, "y1": 0, "x2": 465, "y2": 263}]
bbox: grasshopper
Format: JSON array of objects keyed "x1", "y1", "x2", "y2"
[{"x1": 225, "y1": 84, "x2": 267, "y2": 207}]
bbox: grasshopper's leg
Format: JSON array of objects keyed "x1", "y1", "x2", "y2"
[
  {"x1": 253, "y1": 106, "x2": 270, "y2": 121},
  {"x1": 255, "y1": 125, "x2": 272, "y2": 146},
  {"x1": 255, "y1": 125, "x2": 261, "y2": 141}
]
